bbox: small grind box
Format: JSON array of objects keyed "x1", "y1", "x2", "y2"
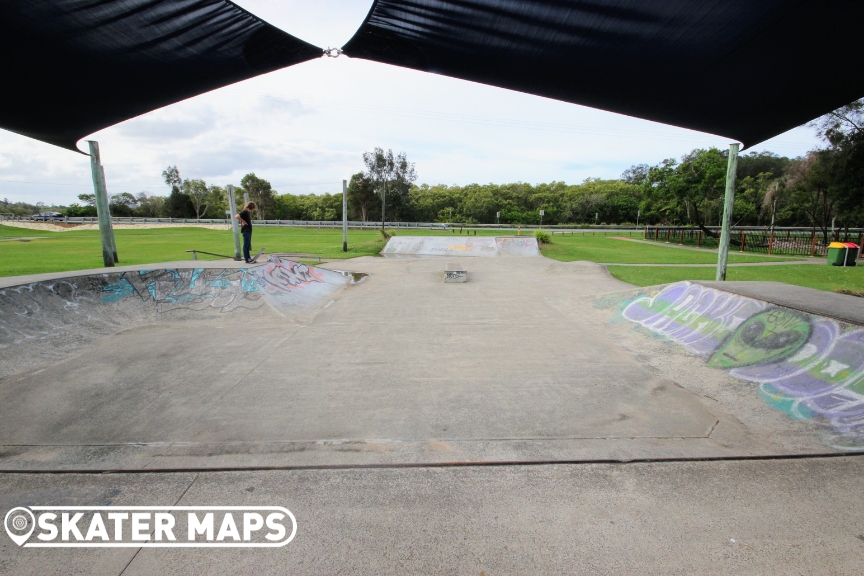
[{"x1": 445, "y1": 261, "x2": 467, "y2": 282}]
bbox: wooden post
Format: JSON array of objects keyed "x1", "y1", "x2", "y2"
[
  {"x1": 768, "y1": 233, "x2": 774, "y2": 255},
  {"x1": 87, "y1": 141, "x2": 116, "y2": 267},
  {"x1": 666, "y1": 228, "x2": 671, "y2": 242},
  {"x1": 810, "y1": 233, "x2": 818, "y2": 257},
  {"x1": 740, "y1": 232, "x2": 746, "y2": 252},
  {"x1": 680, "y1": 229, "x2": 685, "y2": 245},
  {"x1": 342, "y1": 179, "x2": 348, "y2": 252},
  {"x1": 226, "y1": 185, "x2": 242, "y2": 260},
  {"x1": 697, "y1": 230, "x2": 702, "y2": 248},
  {"x1": 715, "y1": 143, "x2": 740, "y2": 281}
]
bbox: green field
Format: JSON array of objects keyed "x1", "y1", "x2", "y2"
[
  {"x1": 1, "y1": 224, "x2": 859, "y2": 295},
  {"x1": 0, "y1": 226, "x2": 389, "y2": 277},
  {"x1": 538, "y1": 234, "x2": 793, "y2": 264}
]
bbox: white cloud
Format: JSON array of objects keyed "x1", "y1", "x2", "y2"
[{"x1": 0, "y1": 0, "x2": 824, "y2": 206}]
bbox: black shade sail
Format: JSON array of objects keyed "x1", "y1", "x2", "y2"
[
  {"x1": 0, "y1": 0, "x2": 321, "y2": 151},
  {"x1": 343, "y1": 0, "x2": 864, "y2": 147}
]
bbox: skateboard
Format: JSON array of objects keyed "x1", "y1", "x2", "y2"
[{"x1": 249, "y1": 247, "x2": 265, "y2": 264}]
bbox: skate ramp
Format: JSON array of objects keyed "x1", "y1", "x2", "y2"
[
  {"x1": 602, "y1": 281, "x2": 864, "y2": 449},
  {"x1": 381, "y1": 235, "x2": 539, "y2": 257},
  {"x1": 1, "y1": 258, "x2": 859, "y2": 472},
  {"x1": 0, "y1": 257, "x2": 353, "y2": 378}
]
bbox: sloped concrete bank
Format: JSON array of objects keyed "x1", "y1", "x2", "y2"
[{"x1": 591, "y1": 280, "x2": 864, "y2": 449}]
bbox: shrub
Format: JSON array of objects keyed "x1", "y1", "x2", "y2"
[{"x1": 534, "y1": 230, "x2": 552, "y2": 244}]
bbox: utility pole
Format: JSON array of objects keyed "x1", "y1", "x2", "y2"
[
  {"x1": 244, "y1": 192, "x2": 249, "y2": 206},
  {"x1": 715, "y1": 143, "x2": 740, "y2": 281},
  {"x1": 87, "y1": 141, "x2": 117, "y2": 267},
  {"x1": 342, "y1": 179, "x2": 348, "y2": 252},
  {"x1": 226, "y1": 184, "x2": 241, "y2": 260},
  {"x1": 636, "y1": 209, "x2": 640, "y2": 228},
  {"x1": 539, "y1": 209, "x2": 544, "y2": 228},
  {"x1": 496, "y1": 211, "x2": 500, "y2": 226}
]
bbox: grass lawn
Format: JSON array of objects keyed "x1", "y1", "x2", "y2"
[
  {"x1": 0, "y1": 224, "x2": 846, "y2": 296},
  {"x1": 539, "y1": 234, "x2": 794, "y2": 264},
  {"x1": 0, "y1": 225, "x2": 510, "y2": 277},
  {"x1": 608, "y1": 264, "x2": 864, "y2": 293},
  {"x1": 0, "y1": 226, "x2": 393, "y2": 277}
]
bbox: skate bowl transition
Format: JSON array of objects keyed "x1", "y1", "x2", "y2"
[
  {"x1": 0, "y1": 253, "x2": 862, "y2": 472},
  {"x1": 381, "y1": 235, "x2": 540, "y2": 257},
  {"x1": 602, "y1": 281, "x2": 864, "y2": 449},
  {"x1": 0, "y1": 257, "x2": 358, "y2": 378}
]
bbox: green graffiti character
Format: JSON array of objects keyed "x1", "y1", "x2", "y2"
[{"x1": 708, "y1": 309, "x2": 810, "y2": 368}]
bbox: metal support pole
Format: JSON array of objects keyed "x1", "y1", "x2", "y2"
[
  {"x1": 381, "y1": 183, "x2": 386, "y2": 232},
  {"x1": 226, "y1": 184, "x2": 242, "y2": 260},
  {"x1": 244, "y1": 192, "x2": 250, "y2": 206},
  {"x1": 342, "y1": 179, "x2": 348, "y2": 252},
  {"x1": 100, "y1": 166, "x2": 118, "y2": 263},
  {"x1": 87, "y1": 141, "x2": 116, "y2": 267},
  {"x1": 715, "y1": 143, "x2": 740, "y2": 281}
]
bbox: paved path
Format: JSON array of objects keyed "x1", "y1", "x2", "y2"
[
  {"x1": 1, "y1": 457, "x2": 863, "y2": 575},
  {"x1": 603, "y1": 260, "x2": 819, "y2": 267}
]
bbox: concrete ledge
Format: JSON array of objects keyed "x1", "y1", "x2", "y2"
[{"x1": 695, "y1": 281, "x2": 864, "y2": 326}]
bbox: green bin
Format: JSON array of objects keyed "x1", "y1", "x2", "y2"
[{"x1": 827, "y1": 242, "x2": 847, "y2": 266}]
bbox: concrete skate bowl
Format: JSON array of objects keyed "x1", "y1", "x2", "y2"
[
  {"x1": 592, "y1": 280, "x2": 864, "y2": 452},
  {"x1": 0, "y1": 257, "x2": 357, "y2": 379},
  {"x1": 381, "y1": 235, "x2": 539, "y2": 257},
  {"x1": 2, "y1": 252, "x2": 861, "y2": 473}
]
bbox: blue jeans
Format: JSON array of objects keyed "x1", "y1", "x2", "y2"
[{"x1": 242, "y1": 228, "x2": 252, "y2": 261}]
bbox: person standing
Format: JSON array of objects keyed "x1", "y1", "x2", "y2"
[{"x1": 235, "y1": 201, "x2": 256, "y2": 263}]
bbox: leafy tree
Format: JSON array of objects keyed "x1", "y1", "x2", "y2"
[
  {"x1": 621, "y1": 164, "x2": 650, "y2": 185},
  {"x1": 362, "y1": 147, "x2": 416, "y2": 230},
  {"x1": 162, "y1": 166, "x2": 181, "y2": 193},
  {"x1": 240, "y1": 173, "x2": 275, "y2": 219},
  {"x1": 77, "y1": 193, "x2": 96, "y2": 206},
  {"x1": 347, "y1": 172, "x2": 376, "y2": 222},
  {"x1": 135, "y1": 192, "x2": 165, "y2": 218},
  {"x1": 109, "y1": 192, "x2": 138, "y2": 217},
  {"x1": 162, "y1": 165, "x2": 194, "y2": 218},
  {"x1": 206, "y1": 185, "x2": 227, "y2": 218},
  {"x1": 182, "y1": 178, "x2": 210, "y2": 219}
]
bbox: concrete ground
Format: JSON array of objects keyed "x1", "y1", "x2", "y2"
[
  {"x1": 1, "y1": 458, "x2": 863, "y2": 575},
  {"x1": 1, "y1": 257, "x2": 838, "y2": 471},
  {"x1": 1, "y1": 255, "x2": 862, "y2": 573}
]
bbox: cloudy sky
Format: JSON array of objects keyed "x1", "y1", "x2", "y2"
[{"x1": 0, "y1": 0, "x2": 824, "y2": 207}]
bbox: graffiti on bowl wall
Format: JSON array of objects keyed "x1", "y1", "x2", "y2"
[{"x1": 622, "y1": 281, "x2": 864, "y2": 443}]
